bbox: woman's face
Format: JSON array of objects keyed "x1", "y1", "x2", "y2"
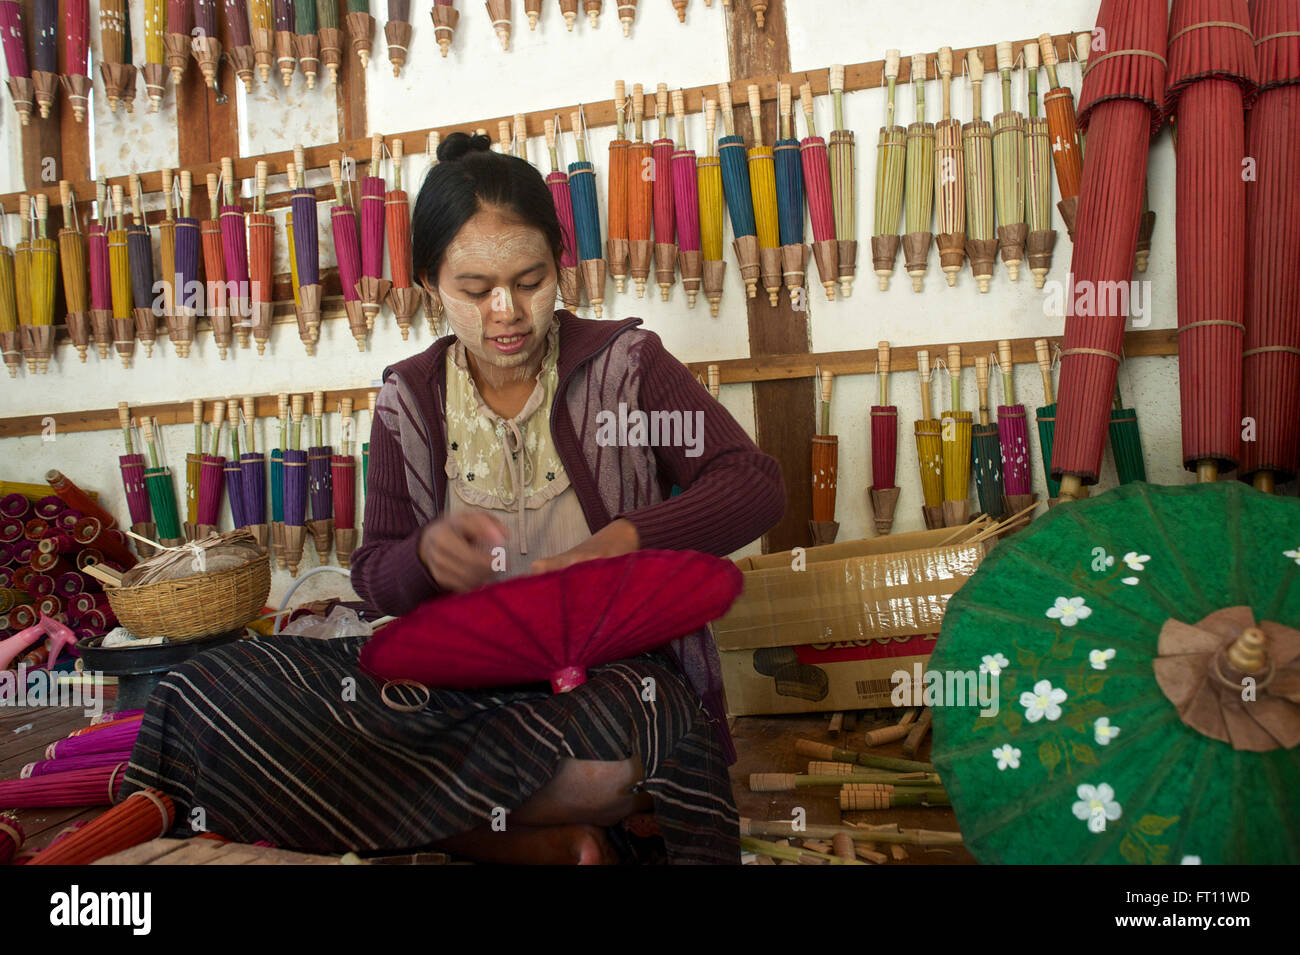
[{"x1": 429, "y1": 206, "x2": 558, "y2": 379}]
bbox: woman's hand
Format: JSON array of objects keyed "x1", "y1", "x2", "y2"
[
  {"x1": 418, "y1": 512, "x2": 509, "y2": 593},
  {"x1": 530, "y1": 519, "x2": 640, "y2": 576}
]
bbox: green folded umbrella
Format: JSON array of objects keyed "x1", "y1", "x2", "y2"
[
  {"x1": 929, "y1": 482, "x2": 1300, "y2": 864},
  {"x1": 1108, "y1": 385, "x2": 1147, "y2": 485}
]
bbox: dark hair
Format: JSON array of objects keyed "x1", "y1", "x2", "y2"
[{"x1": 411, "y1": 131, "x2": 564, "y2": 289}]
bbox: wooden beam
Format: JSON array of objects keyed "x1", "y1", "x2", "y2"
[
  {"x1": 683, "y1": 329, "x2": 1179, "y2": 385},
  {"x1": 0, "y1": 32, "x2": 1088, "y2": 208},
  {"x1": 0, "y1": 329, "x2": 1181, "y2": 441},
  {"x1": 726, "y1": 0, "x2": 811, "y2": 554}
]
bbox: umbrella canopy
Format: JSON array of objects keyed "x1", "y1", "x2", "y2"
[
  {"x1": 384, "y1": 0, "x2": 410, "y2": 75},
  {"x1": 0, "y1": 0, "x2": 32, "y2": 126},
  {"x1": 345, "y1": 0, "x2": 374, "y2": 71},
  {"x1": 626, "y1": 87, "x2": 655, "y2": 299},
  {"x1": 868, "y1": 341, "x2": 899, "y2": 536},
  {"x1": 385, "y1": 139, "x2": 421, "y2": 340},
  {"x1": 330, "y1": 159, "x2": 367, "y2": 350},
  {"x1": 903, "y1": 54, "x2": 935, "y2": 293},
  {"x1": 941, "y1": 346, "x2": 973, "y2": 527},
  {"x1": 0, "y1": 762, "x2": 127, "y2": 809},
  {"x1": 607, "y1": 81, "x2": 631, "y2": 293},
  {"x1": 165, "y1": 0, "x2": 191, "y2": 83},
  {"x1": 1241, "y1": 0, "x2": 1300, "y2": 491},
  {"x1": 810, "y1": 371, "x2": 839, "y2": 546},
  {"x1": 283, "y1": 395, "x2": 308, "y2": 575},
  {"x1": 934, "y1": 47, "x2": 966, "y2": 287},
  {"x1": 774, "y1": 83, "x2": 807, "y2": 306},
  {"x1": 125, "y1": 177, "x2": 157, "y2": 359},
  {"x1": 828, "y1": 64, "x2": 857, "y2": 297},
  {"x1": 331, "y1": 397, "x2": 357, "y2": 567},
  {"x1": 31, "y1": 0, "x2": 56, "y2": 118},
  {"x1": 1166, "y1": 0, "x2": 1257, "y2": 483},
  {"x1": 248, "y1": 0, "x2": 273, "y2": 83},
  {"x1": 1039, "y1": 33, "x2": 1084, "y2": 237},
  {"x1": 652, "y1": 85, "x2": 678, "y2": 301},
  {"x1": 307, "y1": 391, "x2": 334, "y2": 563},
  {"x1": 996, "y1": 340, "x2": 1034, "y2": 513},
  {"x1": 361, "y1": 550, "x2": 743, "y2": 693},
  {"x1": 963, "y1": 50, "x2": 997, "y2": 293},
  {"x1": 56, "y1": 183, "x2": 91, "y2": 364},
  {"x1": 698, "y1": 99, "x2": 727, "y2": 316},
  {"x1": 107, "y1": 186, "x2": 136, "y2": 368},
  {"x1": 219, "y1": 158, "x2": 252, "y2": 350},
  {"x1": 223, "y1": 0, "x2": 255, "y2": 90},
  {"x1": 359, "y1": 134, "x2": 391, "y2": 330},
  {"x1": 172, "y1": 171, "x2": 201, "y2": 358},
  {"x1": 671, "y1": 89, "x2": 703, "y2": 308},
  {"x1": 239, "y1": 398, "x2": 267, "y2": 545},
  {"x1": 191, "y1": 0, "x2": 223, "y2": 89},
  {"x1": 929, "y1": 482, "x2": 1300, "y2": 864},
  {"x1": 992, "y1": 41, "x2": 1027, "y2": 282},
  {"x1": 799, "y1": 83, "x2": 838, "y2": 301},
  {"x1": 274, "y1": 0, "x2": 295, "y2": 84},
  {"x1": 141, "y1": 418, "x2": 183, "y2": 544},
  {"x1": 88, "y1": 211, "x2": 113, "y2": 361},
  {"x1": 1052, "y1": 0, "x2": 1168, "y2": 499},
  {"x1": 201, "y1": 173, "x2": 232, "y2": 359},
  {"x1": 293, "y1": 0, "x2": 318, "y2": 86},
  {"x1": 225, "y1": 404, "x2": 247, "y2": 530},
  {"x1": 1034, "y1": 339, "x2": 1062, "y2": 502},
  {"x1": 247, "y1": 163, "x2": 274, "y2": 354},
  {"x1": 62, "y1": 0, "x2": 90, "y2": 122},
  {"x1": 1023, "y1": 40, "x2": 1057, "y2": 290},
  {"x1": 717, "y1": 82, "x2": 760, "y2": 300},
  {"x1": 30, "y1": 789, "x2": 173, "y2": 865},
  {"x1": 914, "y1": 349, "x2": 944, "y2": 530},
  {"x1": 116, "y1": 403, "x2": 155, "y2": 548},
  {"x1": 197, "y1": 401, "x2": 227, "y2": 536},
  {"x1": 871, "y1": 52, "x2": 905, "y2": 292},
  {"x1": 430, "y1": 0, "x2": 456, "y2": 58},
  {"x1": 972, "y1": 356, "x2": 1005, "y2": 521},
  {"x1": 0, "y1": 813, "x2": 21, "y2": 863},
  {"x1": 1109, "y1": 383, "x2": 1148, "y2": 485},
  {"x1": 26, "y1": 196, "x2": 58, "y2": 374},
  {"x1": 568, "y1": 110, "x2": 606, "y2": 317},
  {"x1": 543, "y1": 118, "x2": 582, "y2": 311},
  {"x1": 316, "y1": 0, "x2": 343, "y2": 84},
  {"x1": 0, "y1": 221, "x2": 16, "y2": 378},
  {"x1": 741, "y1": 84, "x2": 782, "y2": 307}
]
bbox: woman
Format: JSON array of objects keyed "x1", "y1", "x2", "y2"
[{"x1": 122, "y1": 132, "x2": 784, "y2": 865}]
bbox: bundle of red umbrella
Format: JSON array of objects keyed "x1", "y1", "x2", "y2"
[
  {"x1": 1241, "y1": 0, "x2": 1300, "y2": 492},
  {"x1": 1166, "y1": 0, "x2": 1257, "y2": 484},
  {"x1": 1052, "y1": 0, "x2": 1168, "y2": 501}
]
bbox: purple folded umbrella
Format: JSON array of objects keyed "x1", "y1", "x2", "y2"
[
  {"x1": 54, "y1": 571, "x2": 91, "y2": 598},
  {"x1": 46, "y1": 720, "x2": 141, "y2": 759},
  {"x1": 23, "y1": 750, "x2": 136, "y2": 777},
  {"x1": 283, "y1": 448, "x2": 308, "y2": 527},
  {"x1": 291, "y1": 190, "x2": 319, "y2": 285},
  {"x1": 307, "y1": 446, "x2": 333, "y2": 521},
  {"x1": 240, "y1": 451, "x2": 266, "y2": 529},
  {"x1": 119, "y1": 453, "x2": 153, "y2": 526},
  {"x1": 224, "y1": 456, "x2": 247, "y2": 528},
  {"x1": 1, "y1": 493, "x2": 30, "y2": 519},
  {"x1": 997, "y1": 404, "x2": 1033, "y2": 497},
  {"x1": 33, "y1": 495, "x2": 63, "y2": 520}
]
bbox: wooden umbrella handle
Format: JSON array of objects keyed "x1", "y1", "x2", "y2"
[
  {"x1": 141, "y1": 416, "x2": 155, "y2": 445},
  {"x1": 371, "y1": 131, "x2": 383, "y2": 168},
  {"x1": 975, "y1": 356, "x2": 990, "y2": 423},
  {"x1": 340, "y1": 396, "x2": 354, "y2": 418},
  {"x1": 130, "y1": 175, "x2": 143, "y2": 222},
  {"x1": 312, "y1": 389, "x2": 324, "y2": 419},
  {"x1": 427, "y1": 130, "x2": 440, "y2": 160},
  {"x1": 118, "y1": 402, "x2": 131, "y2": 432},
  {"x1": 367, "y1": 389, "x2": 377, "y2": 413},
  {"x1": 1038, "y1": 33, "x2": 1058, "y2": 69},
  {"x1": 393, "y1": 137, "x2": 404, "y2": 162},
  {"x1": 996, "y1": 40, "x2": 1013, "y2": 73},
  {"x1": 615, "y1": 78, "x2": 626, "y2": 113},
  {"x1": 291, "y1": 393, "x2": 305, "y2": 424},
  {"x1": 671, "y1": 87, "x2": 685, "y2": 127},
  {"x1": 1025, "y1": 39, "x2": 1039, "y2": 70},
  {"x1": 707, "y1": 364, "x2": 720, "y2": 399},
  {"x1": 60, "y1": 180, "x2": 74, "y2": 223},
  {"x1": 917, "y1": 348, "x2": 932, "y2": 419},
  {"x1": 705, "y1": 98, "x2": 717, "y2": 142},
  {"x1": 242, "y1": 396, "x2": 256, "y2": 450},
  {"x1": 947, "y1": 344, "x2": 962, "y2": 377},
  {"x1": 294, "y1": 143, "x2": 307, "y2": 173},
  {"x1": 829, "y1": 63, "x2": 844, "y2": 95},
  {"x1": 911, "y1": 52, "x2": 927, "y2": 85},
  {"x1": 192, "y1": 398, "x2": 203, "y2": 425},
  {"x1": 820, "y1": 369, "x2": 833, "y2": 405},
  {"x1": 747, "y1": 84, "x2": 762, "y2": 146},
  {"x1": 543, "y1": 118, "x2": 556, "y2": 150},
  {"x1": 633, "y1": 82, "x2": 646, "y2": 122},
  {"x1": 1076, "y1": 33, "x2": 1092, "y2": 71},
  {"x1": 161, "y1": 169, "x2": 173, "y2": 218},
  {"x1": 878, "y1": 341, "x2": 891, "y2": 377},
  {"x1": 885, "y1": 49, "x2": 900, "y2": 82},
  {"x1": 1034, "y1": 338, "x2": 1054, "y2": 401},
  {"x1": 716, "y1": 80, "x2": 732, "y2": 114}
]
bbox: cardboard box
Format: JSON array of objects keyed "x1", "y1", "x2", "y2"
[{"x1": 712, "y1": 526, "x2": 989, "y2": 716}]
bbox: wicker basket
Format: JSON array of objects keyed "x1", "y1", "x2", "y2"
[{"x1": 104, "y1": 551, "x2": 271, "y2": 642}]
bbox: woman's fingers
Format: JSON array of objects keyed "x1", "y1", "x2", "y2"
[
  {"x1": 420, "y1": 514, "x2": 510, "y2": 592},
  {"x1": 451, "y1": 511, "x2": 509, "y2": 550}
]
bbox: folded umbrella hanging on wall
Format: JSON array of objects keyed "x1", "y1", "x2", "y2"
[
  {"x1": 934, "y1": 47, "x2": 966, "y2": 287},
  {"x1": 201, "y1": 172, "x2": 233, "y2": 359},
  {"x1": 57, "y1": 183, "x2": 91, "y2": 364},
  {"x1": 543, "y1": 117, "x2": 582, "y2": 311},
  {"x1": 698, "y1": 97, "x2": 728, "y2": 315},
  {"x1": 1023, "y1": 41, "x2": 1057, "y2": 289},
  {"x1": 869, "y1": 341, "x2": 899, "y2": 535},
  {"x1": 652, "y1": 84, "x2": 679, "y2": 301},
  {"x1": 127, "y1": 177, "x2": 157, "y2": 358},
  {"x1": 903, "y1": 53, "x2": 934, "y2": 293},
  {"x1": 671, "y1": 88, "x2": 704, "y2": 307},
  {"x1": 971, "y1": 355, "x2": 1005, "y2": 521},
  {"x1": 871, "y1": 50, "x2": 905, "y2": 291}
]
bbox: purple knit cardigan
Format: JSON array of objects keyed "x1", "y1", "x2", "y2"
[{"x1": 350, "y1": 311, "x2": 786, "y2": 759}]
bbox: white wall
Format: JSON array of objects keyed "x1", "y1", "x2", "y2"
[{"x1": 1, "y1": 0, "x2": 1256, "y2": 614}]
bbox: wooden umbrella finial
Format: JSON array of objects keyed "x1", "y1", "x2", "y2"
[
  {"x1": 707, "y1": 364, "x2": 720, "y2": 399},
  {"x1": 1225, "y1": 627, "x2": 1269, "y2": 674}
]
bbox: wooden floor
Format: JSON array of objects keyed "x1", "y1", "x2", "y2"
[{"x1": 4, "y1": 701, "x2": 974, "y2": 864}]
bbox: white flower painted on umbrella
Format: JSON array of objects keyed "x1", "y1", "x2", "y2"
[
  {"x1": 1285, "y1": 548, "x2": 1300, "y2": 567},
  {"x1": 1047, "y1": 596, "x2": 1092, "y2": 627},
  {"x1": 993, "y1": 744, "x2": 1021, "y2": 770},
  {"x1": 1072, "y1": 783, "x2": 1122, "y2": 833},
  {"x1": 980, "y1": 652, "x2": 1010, "y2": 676},
  {"x1": 1094, "y1": 717, "x2": 1121, "y2": 746},
  {"x1": 1122, "y1": 552, "x2": 1150, "y2": 572},
  {"x1": 1089, "y1": 648, "x2": 1116, "y2": 671},
  {"x1": 1181, "y1": 856, "x2": 1201, "y2": 865},
  {"x1": 1020, "y1": 679, "x2": 1067, "y2": 722}
]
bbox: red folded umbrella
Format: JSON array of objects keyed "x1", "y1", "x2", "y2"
[
  {"x1": 47, "y1": 719, "x2": 141, "y2": 759},
  {"x1": 219, "y1": 158, "x2": 253, "y2": 350},
  {"x1": 359, "y1": 135, "x2": 391, "y2": 331},
  {"x1": 0, "y1": 762, "x2": 128, "y2": 808},
  {"x1": 1051, "y1": 0, "x2": 1168, "y2": 498},
  {"x1": 197, "y1": 400, "x2": 228, "y2": 536},
  {"x1": 361, "y1": 550, "x2": 743, "y2": 693},
  {"x1": 29, "y1": 789, "x2": 173, "y2": 865},
  {"x1": 1166, "y1": 0, "x2": 1257, "y2": 482},
  {"x1": 1241, "y1": 0, "x2": 1300, "y2": 490},
  {"x1": 330, "y1": 160, "x2": 366, "y2": 349},
  {"x1": 385, "y1": 139, "x2": 421, "y2": 340},
  {"x1": 0, "y1": 812, "x2": 21, "y2": 863}
]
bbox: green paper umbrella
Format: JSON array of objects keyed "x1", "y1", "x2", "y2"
[
  {"x1": 930, "y1": 482, "x2": 1300, "y2": 864},
  {"x1": 1108, "y1": 385, "x2": 1147, "y2": 485}
]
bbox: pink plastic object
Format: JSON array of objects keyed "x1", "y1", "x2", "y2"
[{"x1": 0, "y1": 612, "x2": 77, "y2": 670}]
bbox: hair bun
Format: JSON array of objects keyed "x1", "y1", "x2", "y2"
[{"x1": 437, "y1": 131, "x2": 494, "y2": 163}]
